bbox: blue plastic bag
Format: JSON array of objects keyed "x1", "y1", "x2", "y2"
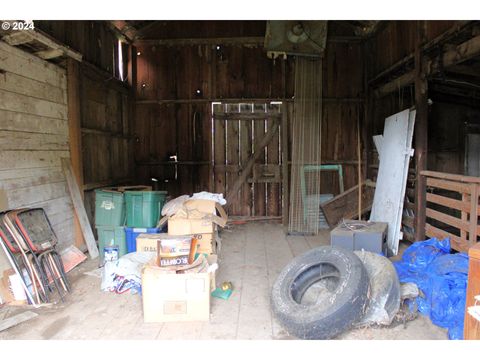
[{"x1": 394, "y1": 238, "x2": 469, "y2": 340}]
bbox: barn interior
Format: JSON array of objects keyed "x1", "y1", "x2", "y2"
[{"x1": 1, "y1": 14, "x2": 480, "y2": 343}]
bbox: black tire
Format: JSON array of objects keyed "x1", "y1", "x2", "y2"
[{"x1": 271, "y1": 246, "x2": 370, "y2": 339}]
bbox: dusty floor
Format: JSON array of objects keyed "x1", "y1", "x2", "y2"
[{"x1": 0, "y1": 222, "x2": 448, "y2": 340}]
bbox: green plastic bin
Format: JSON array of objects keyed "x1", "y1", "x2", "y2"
[
  {"x1": 124, "y1": 191, "x2": 167, "y2": 228},
  {"x1": 96, "y1": 225, "x2": 127, "y2": 263},
  {"x1": 94, "y1": 189, "x2": 126, "y2": 226}
]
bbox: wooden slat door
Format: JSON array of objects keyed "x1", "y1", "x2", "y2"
[{"x1": 212, "y1": 102, "x2": 283, "y2": 217}]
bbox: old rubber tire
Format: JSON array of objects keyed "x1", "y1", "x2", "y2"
[
  {"x1": 354, "y1": 251, "x2": 400, "y2": 327},
  {"x1": 271, "y1": 246, "x2": 370, "y2": 339}
]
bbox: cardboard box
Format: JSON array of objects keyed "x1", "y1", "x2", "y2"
[
  {"x1": 194, "y1": 233, "x2": 215, "y2": 254},
  {"x1": 136, "y1": 234, "x2": 158, "y2": 252},
  {"x1": 0, "y1": 269, "x2": 27, "y2": 306},
  {"x1": 142, "y1": 255, "x2": 217, "y2": 323},
  {"x1": 137, "y1": 232, "x2": 216, "y2": 255},
  {"x1": 160, "y1": 199, "x2": 228, "y2": 236},
  {"x1": 156, "y1": 234, "x2": 196, "y2": 267}
]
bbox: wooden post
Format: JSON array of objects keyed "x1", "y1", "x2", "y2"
[
  {"x1": 282, "y1": 107, "x2": 290, "y2": 227},
  {"x1": 464, "y1": 243, "x2": 480, "y2": 339},
  {"x1": 127, "y1": 44, "x2": 137, "y2": 89},
  {"x1": 67, "y1": 59, "x2": 84, "y2": 193},
  {"x1": 469, "y1": 184, "x2": 479, "y2": 246},
  {"x1": 461, "y1": 193, "x2": 468, "y2": 244},
  {"x1": 363, "y1": 38, "x2": 374, "y2": 181},
  {"x1": 67, "y1": 58, "x2": 86, "y2": 250},
  {"x1": 414, "y1": 21, "x2": 429, "y2": 242}
]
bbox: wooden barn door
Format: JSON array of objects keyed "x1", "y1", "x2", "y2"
[{"x1": 212, "y1": 102, "x2": 283, "y2": 218}]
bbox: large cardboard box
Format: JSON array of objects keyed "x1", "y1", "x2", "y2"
[
  {"x1": 161, "y1": 199, "x2": 228, "y2": 236},
  {"x1": 142, "y1": 255, "x2": 217, "y2": 323}
]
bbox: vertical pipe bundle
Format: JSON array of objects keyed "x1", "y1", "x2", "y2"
[{"x1": 288, "y1": 56, "x2": 323, "y2": 234}]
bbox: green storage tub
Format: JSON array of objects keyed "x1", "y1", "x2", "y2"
[
  {"x1": 94, "y1": 189, "x2": 126, "y2": 226},
  {"x1": 124, "y1": 191, "x2": 167, "y2": 228},
  {"x1": 96, "y1": 225, "x2": 127, "y2": 263}
]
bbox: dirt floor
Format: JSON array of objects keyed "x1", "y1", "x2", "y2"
[{"x1": 0, "y1": 222, "x2": 448, "y2": 340}]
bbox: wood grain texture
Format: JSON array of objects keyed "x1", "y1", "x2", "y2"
[
  {"x1": 0, "y1": 110, "x2": 68, "y2": 135},
  {"x1": 464, "y1": 245, "x2": 480, "y2": 339},
  {"x1": 133, "y1": 26, "x2": 365, "y2": 212},
  {"x1": 0, "y1": 41, "x2": 67, "y2": 89},
  {"x1": 267, "y1": 116, "x2": 280, "y2": 216},
  {"x1": 67, "y1": 58, "x2": 85, "y2": 249},
  {"x1": 321, "y1": 182, "x2": 375, "y2": 227},
  {"x1": 0, "y1": 311, "x2": 38, "y2": 332},
  {"x1": 62, "y1": 158, "x2": 99, "y2": 259},
  {"x1": 0, "y1": 41, "x2": 74, "y2": 273},
  {"x1": 0, "y1": 89, "x2": 67, "y2": 120},
  {"x1": 253, "y1": 118, "x2": 266, "y2": 217}
]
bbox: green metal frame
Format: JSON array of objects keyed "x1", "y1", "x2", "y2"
[{"x1": 300, "y1": 164, "x2": 344, "y2": 224}]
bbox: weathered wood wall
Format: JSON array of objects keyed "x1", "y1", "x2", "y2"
[
  {"x1": 321, "y1": 41, "x2": 364, "y2": 193},
  {"x1": 367, "y1": 21, "x2": 468, "y2": 178},
  {"x1": 80, "y1": 65, "x2": 136, "y2": 226},
  {"x1": 366, "y1": 20, "x2": 480, "y2": 242},
  {"x1": 134, "y1": 21, "x2": 365, "y2": 216},
  {"x1": 0, "y1": 41, "x2": 73, "y2": 272},
  {"x1": 369, "y1": 21, "x2": 456, "y2": 77},
  {"x1": 34, "y1": 20, "x2": 136, "y2": 226}
]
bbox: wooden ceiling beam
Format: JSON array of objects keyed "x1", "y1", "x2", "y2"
[
  {"x1": 109, "y1": 21, "x2": 137, "y2": 42},
  {"x1": 370, "y1": 21, "x2": 474, "y2": 89},
  {"x1": 134, "y1": 36, "x2": 265, "y2": 47},
  {"x1": 374, "y1": 33, "x2": 480, "y2": 97},
  {"x1": 2, "y1": 31, "x2": 32, "y2": 46},
  {"x1": 134, "y1": 35, "x2": 365, "y2": 47},
  {"x1": 35, "y1": 48, "x2": 64, "y2": 60},
  {"x1": 1, "y1": 28, "x2": 82, "y2": 62}
]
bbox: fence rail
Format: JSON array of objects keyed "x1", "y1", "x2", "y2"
[{"x1": 420, "y1": 170, "x2": 480, "y2": 253}]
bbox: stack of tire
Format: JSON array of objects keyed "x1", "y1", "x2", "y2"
[{"x1": 271, "y1": 245, "x2": 400, "y2": 340}]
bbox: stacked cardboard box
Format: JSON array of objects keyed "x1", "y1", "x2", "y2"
[
  {"x1": 163, "y1": 199, "x2": 227, "y2": 255},
  {"x1": 139, "y1": 199, "x2": 228, "y2": 256},
  {"x1": 139, "y1": 198, "x2": 227, "y2": 323},
  {"x1": 142, "y1": 254, "x2": 217, "y2": 322}
]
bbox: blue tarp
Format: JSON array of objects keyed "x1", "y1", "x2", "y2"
[{"x1": 394, "y1": 238, "x2": 469, "y2": 340}]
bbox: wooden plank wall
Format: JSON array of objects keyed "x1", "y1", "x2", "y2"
[
  {"x1": 80, "y1": 65, "x2": 136, "y2": 226},
  {"x1": 0, "y1": 41, "x2": 73, "y2": 272},
  {"x1": 134, "y1": 21, "x2": 366, "y2": 217},
  {"x1": 34, "y1": 20, "x2": 136, "y2": 227},
  {"x1": 134, "y1": 43, "x2": 291, "y2": 202},
  {"x1": 366, "y1": 21, "x2": 474, "y2": 241},
  {"x1": 367, "y1": 21, "x2": 463, "y2": 180},
  {"x1": 369, "y1": 21, "x2": 456, "y2": 78},
  {"x1": 321, "y1": 41, "x2": 364, "y2": 192}
]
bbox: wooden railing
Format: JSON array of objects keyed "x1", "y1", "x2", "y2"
[{"x1": 421, "y1": 170, "x2": 480, "y2": 253}]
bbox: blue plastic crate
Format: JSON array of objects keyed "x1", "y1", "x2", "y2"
[{"x1": 125, "y1": 227, "x2": 161, "y2": 253}]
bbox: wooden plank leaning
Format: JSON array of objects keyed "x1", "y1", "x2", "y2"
[{"x1": 61, "y1": 158, "x2": 99, "y2": 259}]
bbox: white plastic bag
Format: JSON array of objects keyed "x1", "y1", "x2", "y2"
[{"x1": 191, "y1": 191, "x2": 226, "y2": 205}]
